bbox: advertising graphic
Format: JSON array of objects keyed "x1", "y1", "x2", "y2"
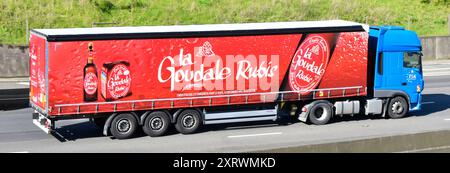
[
  {"x1": 288, "y1": 33, "x2": 337, "y2": 94},
  {"x1": 101, "y1": 61, "x2": 132, "y2": 101},
  {"x1": 83, "y1": 42, "x2": 98, "y2": 102},
  {"x1": 29, "y1": 33, "x2": 47, "y2": 109},
  {"x1": 32, "y1": 31, "x2": 367, "y2": 116},
  {"x1": 317, "y1": 32, "x2": 369, "y2": 92}
]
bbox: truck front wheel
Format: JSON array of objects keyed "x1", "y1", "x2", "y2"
[
  {"x1": 110, "y1": 113, "x2": 138, "y2": 139},
  {"x1": 142, "y1": 111, "x2": 171, "y2": 137},
  {"x1": 387, "y1": 96, "x2": 408, "y2": 119},
  {"x1": 308, "y1": 102, "x2": 332, "y2": 125},
  {"x1": 175, "y1": 109, "x2": 202, "y2": 134}
]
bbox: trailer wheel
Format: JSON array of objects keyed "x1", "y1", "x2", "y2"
[
  {"x1": 175, "y1": 109, "x2": 202, "y2": 134},
  {"x1": 110, "y1": 113, "x2": 138, "y2": 139},
  {"x1": 142, "y1": 111, "x2": 171, "y2": 137},
  {"x1": 387, "y1": 96, "x2": 408, "y2": 119},
  {"x1": 308, "y1": 102, "x2": 332, "y2": 125}
]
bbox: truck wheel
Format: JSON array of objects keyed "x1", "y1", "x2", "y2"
[
  {"x1": 387, "y1": 96, "x2": 408, "y2": 119},
  {"x1": 175, "y1": 109, "x2": 202, "y2": 134},
  {"x1": 110, "y1": 113, "x2": 138, "y2": 139},
  {"x1": 142, "y1": 111, "x2": 170, "y2": 137},
  {"x1": 308, "y1": 102, "x2": 332, "y2": 125}
]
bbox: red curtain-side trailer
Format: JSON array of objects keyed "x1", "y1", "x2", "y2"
[{"x1": 30, "y1": 20, "x2": 369, "y2": 139}]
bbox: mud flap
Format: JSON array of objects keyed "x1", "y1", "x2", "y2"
[
  {"x1": 298, "y1": 111, "x2": 308, "y2": 122},
  {"x1": 381, "y1": 98, "x2": 390, "y2": 118}
]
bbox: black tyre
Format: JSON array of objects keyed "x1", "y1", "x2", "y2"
[
  {"x1": 110, "y1": 113, "x2": 138, "y2": 139},
  {"x1": 308, "y1": 102, "x2": 332, "y2": 125},
  {"x1": 387, "y1": 96, "x2": 408, "y2": 119},
  {"x1": 175, "y1": 109, "x2": 202, "y2": 134},
  {"x1": 93, "y1": 117, "x2": 107, "y2": 128},
  {"x1": 142, "y1": 111, "x2": 171, "y2": 137}
]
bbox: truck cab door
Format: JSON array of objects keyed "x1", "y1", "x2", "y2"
[
  {"x1": 382, "y1": 52, "x2": 404, "y2": 89},
  {"x1": 381, "y1": 51, "x2": 423, "y2": 110},
  {"x1": 401, "y1": 52, "x2": 423, "y2": 107}
]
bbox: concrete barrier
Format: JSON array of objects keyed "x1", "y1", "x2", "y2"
[
  {"x1": 0, "y1": 35, "x2": 449, "y2": 77},
  {"x1": 256, "y1": 130, "x2": 450, "y2": 153},
  {"x1": 0, "y1": 44, "x2": 29, "y2": 77},
  {"x1": 420, "y1": 36, "x2": 450, "y2": 60}
]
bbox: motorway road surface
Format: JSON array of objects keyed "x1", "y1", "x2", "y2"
[{"x1": 0, "y1": 62, "x2": 449, "y2": 153}]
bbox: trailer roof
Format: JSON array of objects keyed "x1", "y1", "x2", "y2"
[{"x1": 32, "y1": 20, "x2": 368, "y2": 41}]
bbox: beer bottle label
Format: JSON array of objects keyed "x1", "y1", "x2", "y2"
[
  {"x1": 84, "y1": 72, "x2": 98, "y2": 95},
  {"x1": 107, "y1": 63, "x2": 131, "y2": 99},
  {"x1": 101, "y1": 61, "x2": 132, "y2": 101}
]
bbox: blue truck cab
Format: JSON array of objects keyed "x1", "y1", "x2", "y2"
[{"x1": 369, "y1": 26, "x2": 423, "y2": 118}]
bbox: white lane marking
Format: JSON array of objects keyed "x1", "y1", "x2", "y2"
[
  {"x1": 228, "y1": 132, "x2": 282, "y2": 138},
  {"x1": 423, "y1": 67, "x2": 450, "y2": 71},
  {"x1": 444, "y1": 119, "x2": 450, "y2": 121},
  {"x1": 9, "y1": 151, "x2": 29, "y2": 153},
  {"x1": 16, "y1": 82, "x2": 29, "y2": 85},
  {"x1": 421, "y1": 101, "x2": 435, "y2": 105},
  {"x1": 423, "y1": 71, "x2": 450, "y2": 77}
]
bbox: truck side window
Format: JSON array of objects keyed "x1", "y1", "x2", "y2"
[
  {"x1": 403, "y1": 52, "x2": 421, "y2": 69},
  {"x1": 377, "y1": 53, "x2": 383, "y2": 75}
]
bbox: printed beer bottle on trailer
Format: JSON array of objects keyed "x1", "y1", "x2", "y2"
[
  {"x1": 83, "y1": 42, "x2": 98, "y2": 102},
  {"x1": 280, "y1": 33, "x2": 339, "y2": 97}
]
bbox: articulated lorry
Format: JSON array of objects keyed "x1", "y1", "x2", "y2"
[{"x1": 29, "y1": 20, "x2": 423, "y2": 139}]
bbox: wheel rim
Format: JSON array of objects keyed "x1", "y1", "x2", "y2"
[
  {"x1": 314, "y1": 107, "x2": 328, "y2": 121},
  {"x1": 182, "y1": 114, "x2": 195, "y2": 129},
  {"x1": 392, "y1": 101, "x2": 404, "y2": 114},
  {"x1": 116, "y1": 118, "x2": 132, "y2": 134},
  {"x1": 150, "y1": 117, "x2": 163, "y2": 130}
]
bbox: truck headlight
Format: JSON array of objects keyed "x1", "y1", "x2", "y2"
[{"x1": 416, "y1": 85, "x2": 421, "y2": 92}]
